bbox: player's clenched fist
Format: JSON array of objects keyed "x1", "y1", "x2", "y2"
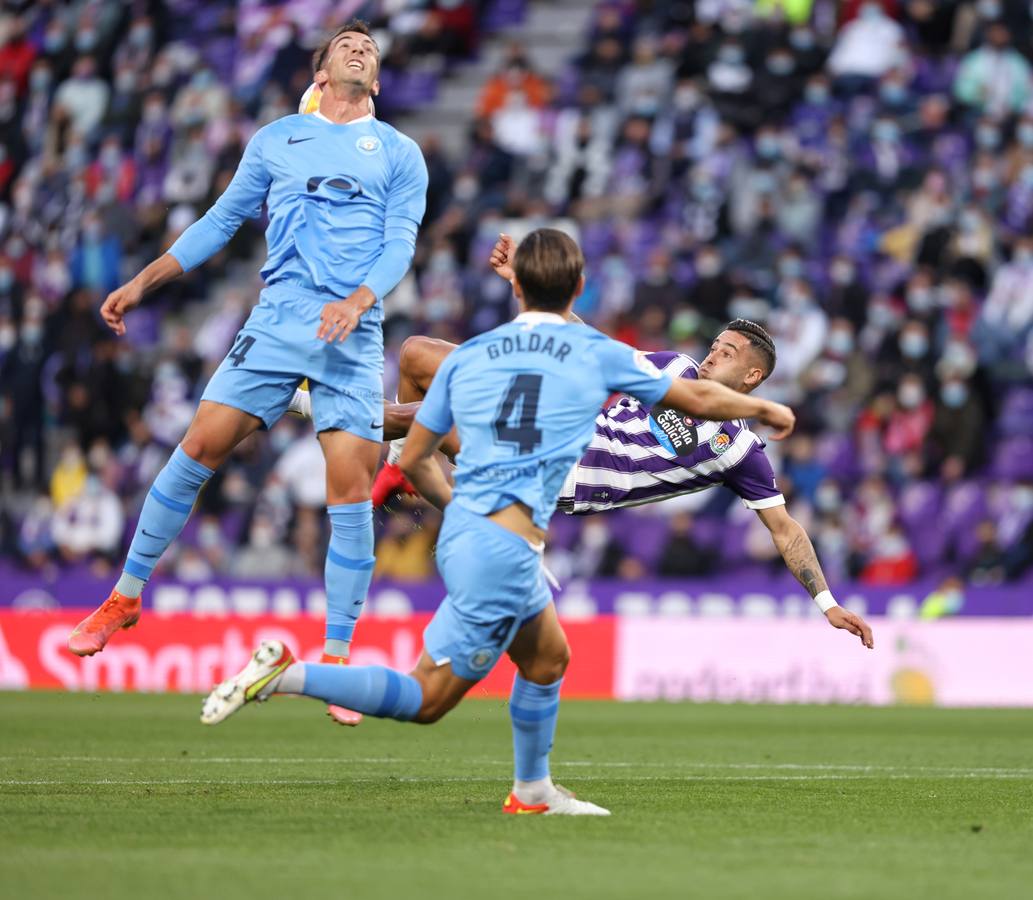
[
  {"x1": 758, "y1": 401, "x2": 795, "y2": 440},
  {"x1": 490, "y1": 233, "x2": 517, "y2": 282},
  {"x1": 100, "y1": 280, "x2": 144, "y2": 336}
]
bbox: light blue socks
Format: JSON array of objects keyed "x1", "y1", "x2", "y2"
[
  {"x1": 118, "y1": 446, "x2": 214, "y2": 596},
  {"x1": 298, "y1": 663, "x2": 423, "y2": 720},
  {"x1": 323, "y1": 501, "x2": 376, "y2": 658},
  {"x1": 509, "y1": 674, "x2": 563, "y2": 782}
]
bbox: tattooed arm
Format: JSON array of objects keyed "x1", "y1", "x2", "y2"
[{"x1": 755, "y1": 505, "x2": 874, "y2": 649}]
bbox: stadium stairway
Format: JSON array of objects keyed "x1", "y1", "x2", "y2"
[{"x1": 395, "y1": 0, "x2": 597, "y2": 156}]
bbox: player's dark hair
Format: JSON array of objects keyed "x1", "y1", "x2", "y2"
[
  {"x1": 312, "y1": 20, "x2": 378, "y2": 74},
  {"x1": 725, "y1": 318, "x2": 777, "y2": 379},
  {"x1": 513, "y1": 229, "x2": 585, "y2": 313}
]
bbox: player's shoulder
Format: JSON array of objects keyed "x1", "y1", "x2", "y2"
[
  {"x1": 371, "y1": 120, "x2": 423, "y2": 155},
  {"x1": 646, "y1": 351, "x2": 699, "y2": 379},
  {"x1": 258, "y1": 115, "x2": 303, "y2": 138}
]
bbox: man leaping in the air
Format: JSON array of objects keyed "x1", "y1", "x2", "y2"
[{"x1": 311, "y1": 235, "x2": 871, "y2": 644}]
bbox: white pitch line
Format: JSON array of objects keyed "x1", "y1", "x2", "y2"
[
  {"x1": 3, "y1": 773, "x2": 1033, "y2": 787},
  {"x1": 1, "y1": 757, "x2": 1032, "y2": 776}
]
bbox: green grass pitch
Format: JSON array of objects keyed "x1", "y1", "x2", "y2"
[{"x1": 2, "y1": 692, "x2": 1032, "y2": 900}]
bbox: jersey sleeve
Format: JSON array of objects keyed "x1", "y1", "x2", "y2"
[
  {"x1": 413, "y1": 351, "x2": 456, "y2": 435},
  {"x1": 360, "y1": 137, "x2": 428, "y2": 300},
  {"x1": 168, "y1": 128, "x2": 272, "y2": 273},
  {"x1": 723, "y1": 443, "x2": 785, "y2": 509},
  {"x1": 597, "y1": 338, "x2": 673, "y2": 407}
]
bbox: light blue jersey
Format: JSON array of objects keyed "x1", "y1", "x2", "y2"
[
  {"x1": 170, "y1": 112, "x2": 428, "y2": 309},
  {"x1": 415, "y1": 312, "x2": 675, "y2": 529},
  {"x1": 170, "y1": 111, "x2": 427, "y2": 439},
  {"x1": 418, "y1": 311, "x2": 673, "y2": 681}
]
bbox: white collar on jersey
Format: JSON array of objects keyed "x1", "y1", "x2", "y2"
[
  {"x1": 313, "y1": 111, "x2": 374, "y2": 125},
  {"x1": 513, "y1": 311, "x2": 567, "y2": 326}
]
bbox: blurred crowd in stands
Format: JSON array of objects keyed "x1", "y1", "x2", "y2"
[{"x1": 2, "y1": 0, "x2": 1033, "y2": 592}]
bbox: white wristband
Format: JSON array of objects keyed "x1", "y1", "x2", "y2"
[{"x1": 813, "y1": 591, "x2": 838, "y2": 614}]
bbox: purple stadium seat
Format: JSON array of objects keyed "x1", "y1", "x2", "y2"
[
  {"x1": 998, "y1": 388, "x2": 1033, "y2": 437},
  {"x1": 484, "y1": 0, "x2": 528, "y2": 32},
  {"x1": 993, "y1": 437, "x2": 1033, "y2": 480},
  {"x1": 815, "y1": 433, "x2": 859, "y2": 482}
]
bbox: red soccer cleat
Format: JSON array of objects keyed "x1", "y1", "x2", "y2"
[
  {"x1": 321, "y1": 653, "x2": 363, "y2": 726},
  {"x1": 371, "y1": 461, "x2": 417, "y2": 508},
  {"x1": 67, "y1": 590, "x2": 142, "y2": 657}
]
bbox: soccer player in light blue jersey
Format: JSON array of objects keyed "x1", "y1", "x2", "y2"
[
  {"x1": 199, "y1": 229, "x2": 795, "y2": 815},
  {"x1": 68, "y1": 21, "x2": 428, "y2": 726}
]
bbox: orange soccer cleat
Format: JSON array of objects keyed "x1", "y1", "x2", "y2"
[
  {"x1": 321, "y1": 653, "x2": 363, "y2": 726},
  {"x1": 371, "y1": 461, "x2": 417, "y2": 508},
  {"x1": 502, "y1": 785, "x2": 610, "y2": 816},
  {"x1": 67, "y1": 590, "x2": 142, "y2": 657},
  {"x1": 502, "y1": 792, "x2": 550, "y2": 815}
]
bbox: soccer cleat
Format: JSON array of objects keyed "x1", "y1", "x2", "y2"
[
  {"x1": 200, "y1": 639, "x2": 295, "y2": 725},
  {"x1": 67, "y1": 590, "x2": 142, "y2": 657},
  {"x1": 321, "y1": 653, "x2": 363, "y2": 726},
  {"x1": 371, "y1": 461, "x2": 417, "y2": 508},
  {"x1": 502, "y1": 784, "x2": 611, "y2": 817}
]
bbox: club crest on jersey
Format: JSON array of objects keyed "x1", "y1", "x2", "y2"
[
  {"x1": 633, "y1": 351, "x2": 663, "y2": 379},
  {"x1": 468, "y1": 648, "x2": 496, "y2": 671},
  {"x1": 356, "y1": 135, "x2": 380, "y2": 154},
  {"x1": 709, "y1": 432, "x2": 732, "y2": 455}
]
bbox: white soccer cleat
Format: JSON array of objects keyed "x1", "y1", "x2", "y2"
[
  {"x1": 200, "y1": 640, "x2": 295, "y2": 725},
  {"x1": 502, "y1": 783, "x2": 611, "y2": 816},
  {"x1": 286, "y1": 386, "x2": 312, "y2": 420}
]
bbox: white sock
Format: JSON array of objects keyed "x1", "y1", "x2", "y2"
[
  {"x1": 274, "y1": 662, "x2": 306, "y2": 694},
  {"x1": 513, "y1": 775, "x2": 555, "y2": 804},
  {"x1": 387, "y1": 437, "x2": 406, "y2": 465},
  {"x1": 115, "y1": 573, "x2": 146, "y2": 599},
  {"x1": 287, "y1": 388, "x2": 312, "y2": 419},
  {"x1": 323, "y1": 639, "x2": 350, "y2": 659}
]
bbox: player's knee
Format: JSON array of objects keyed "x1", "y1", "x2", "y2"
[
  {"x1": 413, "y1": 694, "x2": 456, "y2": 724},
  {"x1": 399, "y1": 335, "x2": 427, "y2": 377},
  {"x1": 179, "y1": 432, "x2": 224, "y2": 470},
  {"x1": 399, "y1": 335, "x2": 444, "y2": 384},
  {"x1": 520, "y1": 643, "x2": 570, "y2": 685}
]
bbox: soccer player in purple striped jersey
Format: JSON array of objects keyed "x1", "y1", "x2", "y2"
[{"x1": 360, "y1": 235, "x2": 873, "y2": 646}]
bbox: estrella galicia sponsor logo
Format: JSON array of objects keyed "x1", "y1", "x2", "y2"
[
  {"x1": 356, "y1": 135, "x2": 380, "y2": 154},
  {"x1": 709, "y1": 432, "x2": 732, "y2": 455},
  {"x1": 468, "y1": 648, "x2": 496, "y2": 671},
  {"x1": 649, "y1": 407, "x2": 698, "y2": 456}
]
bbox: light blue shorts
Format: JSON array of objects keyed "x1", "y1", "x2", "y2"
[
  {"x1": 424, "y1": 502, "x2": 553, "y2": 682},
  {"x1": 202, "y1": 283, "x2": 384, "y2": 441}
]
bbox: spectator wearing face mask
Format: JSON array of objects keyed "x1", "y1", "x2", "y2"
[
  {"x1": 52, "y1": 56, "x2": 110, "y2": 138},
  {"x1": 826, "y1": 255, "x2": 869, "y2": 329},
  {"x1": 686, "y1": 245, "x2": 734, "y2": 326},
  {"x1": 883, "y1": 373, "x2": 935, "y2": 463},
  {"x1": 927, "y1": 375, "x2": 985, "y2": 480},
  {"x1": 954, "y1": 22, "x2": 1032, "y2": 118}
]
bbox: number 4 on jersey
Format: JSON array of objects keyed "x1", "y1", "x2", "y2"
[{"x1": 493, "y1": 374, "x2": 543, "y2": 454}]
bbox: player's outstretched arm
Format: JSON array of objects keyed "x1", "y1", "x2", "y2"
[
  {"x1": 756, "y1": 505, "x2": 875, "y2": 649},
  {"x1": 398, "y1": 422, "x2": 453, "y2": 511},
  {"x1": 662, "y1": 378, "x2": 796, "y2": 439},
  {"x1": 100, "y1": 253, "x2": 184, "y2": 336}
]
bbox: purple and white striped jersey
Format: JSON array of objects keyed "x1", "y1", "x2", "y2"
[{"x1": 557, "y1": 351, "x2": 785, "y2": 515}]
